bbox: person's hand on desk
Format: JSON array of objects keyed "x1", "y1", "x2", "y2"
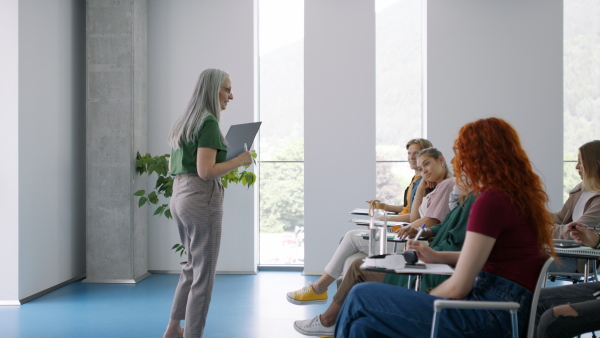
[
  {"x1": 395, "y1": 226, "x2": 416, "y2": 238},
  {"x1": 406, "y1": 240, "x2": 439, "y2": 263},
  {"x1": 566, "y1": 222, "x2": 600, "y2": 248}
]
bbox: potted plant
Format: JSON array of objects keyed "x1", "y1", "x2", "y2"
[{"x1": 134, "y1": 151, "x2": 257, "y2": 261}]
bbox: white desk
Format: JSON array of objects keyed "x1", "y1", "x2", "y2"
[{"x1": 361, "y1": 261, "x2": 454, "y2": 291}]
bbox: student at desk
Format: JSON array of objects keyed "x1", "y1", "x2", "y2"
[
  {"x1": 292, "y1": 183, "x2": 475, "y2": 337},
  {"x1": 287, "y1": 138, "x2": 432, "y2": 308},
  {"x1": 535, "y1": 141, "x2": 600, "y2": 338},
  {"x1": 552, "y1": 140, "x2": 600, "y2": 238},
  {"x1": 291, "y1": 147, "x2": 454, "y2": 336},
  {"x1": 551, "y1": 140, "x2": 600, "y2": 273},
  {"x1": 335, "y1": 117, "x2": 556, "y2": 338}
]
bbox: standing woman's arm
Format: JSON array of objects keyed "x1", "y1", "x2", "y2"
[{"x1": 196, "y1": 147, "x2": 252, "y2": 181}]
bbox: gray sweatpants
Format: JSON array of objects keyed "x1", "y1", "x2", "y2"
[{"x1": 169, "y1": 174, "x2": 224, "y2": 338}]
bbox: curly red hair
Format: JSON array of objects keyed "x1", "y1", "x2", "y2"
[{"x1": 453, "y1": 117, "x2": 554, "y2": 257}]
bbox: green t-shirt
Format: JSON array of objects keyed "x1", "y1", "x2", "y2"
[
  {"x1": 170, "y1": 114, "x2": 227, "y2": 175},
  {"x1": 383, "y1": 193, "x2": 476, "y2": 291}
]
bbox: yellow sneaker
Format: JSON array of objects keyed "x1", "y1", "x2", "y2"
[{"x1": 286, "y1": 282, "x2": 328, "y2": 305}]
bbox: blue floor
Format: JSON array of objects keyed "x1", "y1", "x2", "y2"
[
  {"x1": 0, "y1": 272, "x2": 332, "y2": 338},
  {"x1": 1, "y1": 272, "x2": 597, "y2": 338}
]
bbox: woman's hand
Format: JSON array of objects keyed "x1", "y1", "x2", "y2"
[
  {"x1": 395, "y1": 226, "x2": 417, "y2": 239},
  {"x1": 236, "y1": 151, "x2": 253, "y2": 167},
  {"x1": 406, "y1": 240, "x2": 439, "y2": 263},
  {"x1": 566, "y1": 222, "x2": 600, "y2": 248},
  {"x1": 424, "y1": 179, "x2": 437, "y2": 189}
]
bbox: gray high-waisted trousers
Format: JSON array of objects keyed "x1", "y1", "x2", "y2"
[{"x1": 169, "y1": 174, "x2": 224, "y2": 338}]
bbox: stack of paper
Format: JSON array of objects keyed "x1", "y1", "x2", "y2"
[{"x1": 363, "y1": 254, "x2": 406, "y2": 270}]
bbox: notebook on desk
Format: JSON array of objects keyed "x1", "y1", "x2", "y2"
[
  {"x1": 351, "y1": 218, "x2": 409, "y2": 227},
  {"x1": 554, "y1": 246, "x2": 600, "y2": 258},
  {"x1": 351, "y1": 208, "x2": 397, "y2": 215}
]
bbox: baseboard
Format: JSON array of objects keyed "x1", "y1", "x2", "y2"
[
  {"x1": 16, "y1": 273, "x2": 86, "y2": 305},
  {"x1": 82, "y1": 272, "x2": 151, "y2": 284},
  {"x1": 149, "y1": 270, "x2": 259, "y2": 275},
  {"x1": 148, "y1": 270, "x2": 181, "y2": 274},
  {"x1": 215, "y1": 270, "x2": 257, "y2": 275}
]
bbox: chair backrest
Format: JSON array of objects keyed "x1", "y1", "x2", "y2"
[{"x1": 526, "y1": 256, "x2": 554, "y2": 338}]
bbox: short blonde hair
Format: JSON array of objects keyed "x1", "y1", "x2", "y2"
[{"x1": 406, "y1": 138, "x2": 433, "y2": 151}]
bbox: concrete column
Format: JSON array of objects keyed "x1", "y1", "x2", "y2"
[{"x1": 86, "y1": 0, "x2": 149, "y2": 283}]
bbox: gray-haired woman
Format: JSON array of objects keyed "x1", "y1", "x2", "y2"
[{"x1": 163, "y1": 69, "x2": 252, "y2": 338}]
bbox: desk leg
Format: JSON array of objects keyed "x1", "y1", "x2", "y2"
[
  {"x1": 415, "y1": 275, "x2": 421, "y2": 291},
  {"x1": 585, "y1": 260, "x2": 590, "y2": 282},
  {"x1": 393, "y1": 242, "x2": 398, "y2": 254}
]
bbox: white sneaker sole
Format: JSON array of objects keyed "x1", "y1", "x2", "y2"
[
  {"x1": 293, "y1": 322, "x2": 335, "y2": 336},
  {"x1": 286, "y1": 293, "x2": 327, "y2": 305}
]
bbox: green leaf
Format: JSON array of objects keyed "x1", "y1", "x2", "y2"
[
  {"x1": 165, "y1": 209, "x2": 172, "y2": 219},
  {"x1": 138, "y1": 196, "x2": 147, "y2": 207},
  {"x1": 153, "y1": 205, "x2": 164, "y2": 216},
  {"x1": 246, "y1": 173, "x2": 256, "y2": 187},
  {"x1": 133, "y1": 190, "x2": 145, "y2": 196},
  {"x1": 148, "y1": 191, "x2": 158, "y2": 204}
]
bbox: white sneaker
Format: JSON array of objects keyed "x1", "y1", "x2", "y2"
[{"x1": 293, "y1": 315, "x2": 335, "y2": 336}]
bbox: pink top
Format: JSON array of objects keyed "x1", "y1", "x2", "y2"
[
  {"x1": 468, "y1": 189, "x2": 542, "y2": 292},
  {"x1": 419, "y1": 178, "x2": 455, "y2": 223}
]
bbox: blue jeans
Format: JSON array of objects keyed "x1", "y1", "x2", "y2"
[{"x1": 335, "y1": 271, "x2": 532, "y2": 338}]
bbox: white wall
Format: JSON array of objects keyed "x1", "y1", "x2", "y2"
[
  {"x1": 0, "y1": 0, "x2": 20, "y2": 305},
  {"x1": 425, "y1": 0, "x2": 564, "y2": 211},
  {"x1": 18, "y1": 0, "x2": 87, "y2": 299},
  {"x1": 147, "y1": 0, "x2": 256, "y2": 273},
  {"x1": 0, "y1": 0, "x2": 86, "y2": 304},
  {"x1": 304, "y1": 0, "x2": 376, "y2": 275}
]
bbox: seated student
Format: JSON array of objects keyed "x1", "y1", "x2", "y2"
[
  {"x1": 287, "y1": 146, "x2": 454, "y2": 313},
  {"x1": 377, "y1": 139, "x2": 433, "y2": 218},
  {"x1": 286, "y1": 139, "x2": 429, "y2": 303},
  {"x1": 335, "y1": 117, "x2": 555, "y2": 338},
  {"x1": 291, "y1": 148, "x2": 454, "y2": 334},
  {"x1": 553, "y1": 140, "x2": 600, "y2": 235},
  {"x1": 536, "y1": 140, "x2": 600, "y2": 338},
  {"x1": 292, "y1": 182, "x2": 476, "y2": 336},
  {"x1": 536, "y1": 221, "x2": 600, "y2": 338},
  {"x1": 551, "y1": 140, "x2": 600, "y2": 273}
]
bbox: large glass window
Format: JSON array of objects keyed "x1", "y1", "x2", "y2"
[
  {"x1": 258, "y1": 0, "x2": 304, "y2": 265},
  {"x1": 564, "y1": 0, "x2": 600, "y2": 200},
  {"x1": 375, "y1": 0, "x2": 423, "y2": 204}
]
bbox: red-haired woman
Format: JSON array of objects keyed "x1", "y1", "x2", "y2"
[{"x1": 334, "y1": 117, "x2": 555, "y2": 338}]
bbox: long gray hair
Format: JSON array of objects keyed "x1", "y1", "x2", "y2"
[{"x1": 168, "y1": 68, "x2": 229, "y2": 149}]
